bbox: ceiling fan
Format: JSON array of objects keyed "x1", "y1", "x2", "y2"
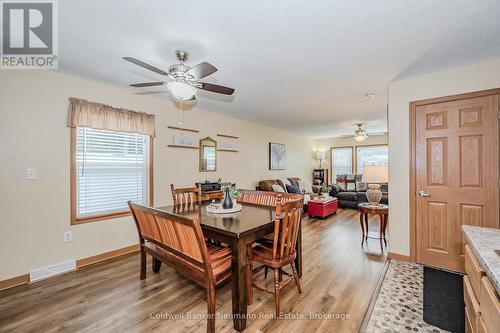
[
  {"x1": 353, "y1": 123, "x2": 368, "y2": 142},
  {"x1": 123, "y1": 50, "x2": 235, "y2": 102},
  {"x1": 339, "y1": 123, "x2": 386, "y2": 141}
]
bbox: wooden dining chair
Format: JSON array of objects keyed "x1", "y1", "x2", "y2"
[
  {"x1": 128, "y1": 202, "x2": 231, "y2": 333},
  {"x1": 170, "y1": 184, "x2": 201, "y2": 206},
  {"x1": 238, "y1": 189, "x2": 305, "y2": 279},
  {"x1": 245, "y1": 195, "x2": 304, "y2": 315},
  {"x1": 237, "y1": 189, "x2": 278, "y2": 207},
  {"x1": 237, "y1": 189, "x2": 304, "y2": 207}
]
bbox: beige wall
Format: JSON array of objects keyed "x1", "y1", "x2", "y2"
[
  {"x1": 388, "y1": 57, "x2": 500, "y2": 257},
  {"x1": 312, "y1": 134, "x2": 388, "y2": 182},
  {"x1": 0, "y1": 70, "x2": 313, "y2": 280}
]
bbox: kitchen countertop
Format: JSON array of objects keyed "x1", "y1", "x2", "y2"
[{"x1": 462, "y1": 225, "x2": 500, "y2": 295}]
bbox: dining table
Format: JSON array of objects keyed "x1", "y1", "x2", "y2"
[{"x1": 157, "y1": 201, "x2": 303, "y2": 332}]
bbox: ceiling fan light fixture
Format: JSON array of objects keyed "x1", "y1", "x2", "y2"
[
  {"x1": 353, "y1": 123, "x2": 368, "y2": 142},
  {"x1": 167, "y1": 81, "x2": 197, "y2": 101},
  {"x1": 354, "y1": 134, "x2": 368, "y2": 142}
]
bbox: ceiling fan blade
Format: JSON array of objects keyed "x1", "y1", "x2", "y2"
[
  {"x1": 130, "y1": 82, "x2": 165, "y2": 87},
  {"x1": 198, "y1": 82, "x2": 234, "y2": 95},
  {"x1": 123, "y1": 57, "x2": 168, "y2": 76},
  {"x1": 186, "y1": 62, "x2": 217, "y2": 80}
]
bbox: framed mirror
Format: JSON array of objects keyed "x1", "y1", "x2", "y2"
[{"x1": 199, "y1": 137, "x2": 217, "y2": 172}]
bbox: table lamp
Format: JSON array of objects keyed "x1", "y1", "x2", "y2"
[
  {"x1": 316, "y1": 151, "x2": 326, "y2": 168},
  {"x1": 362, "y1": 165, "x2": 388, "y2": 206}
]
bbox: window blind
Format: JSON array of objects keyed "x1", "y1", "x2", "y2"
[
  {"x1": 331, "y1": 147, "x2": 353, "y2": 180},
  {"x1": 76, "y1": 127, "x2": 150, "y2": 218}
]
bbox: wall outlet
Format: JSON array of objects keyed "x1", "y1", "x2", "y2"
[
  {"x1": 25, "y1": 168, "x2": 37, "y2": 180},
  {"x1": 63, "y1": 231, "x2": 72, "y2": 243}
]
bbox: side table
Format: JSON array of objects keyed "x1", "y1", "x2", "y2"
[{"x1": 358, "y1": 203, "x2": 389, "y2": 252}]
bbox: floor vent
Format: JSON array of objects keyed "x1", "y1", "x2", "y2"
[{"x1": 29, "y1": 260, "x2": 76, "y2": 282}]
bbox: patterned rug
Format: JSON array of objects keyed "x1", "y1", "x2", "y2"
[{"x1": 365, "y1": 260, "x2": 449, "y2": 333}]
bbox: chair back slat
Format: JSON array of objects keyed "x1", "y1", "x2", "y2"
[
  {"x1": 129, "y1": 202, "x2": 209, "y2": 267},
  {"x1": 158, "y1": 215, "x2": 203, "y2": 261},
  {"x1": 134, "y1": 210, "x2": 161, "y2": 241},
  {"x1": 171, "y1": 184, "x2": 201, "y2": 206},
  {"x1": 272, "y1": 195, "x2": 304, "y2": 261},
  {"x1": 220, "y1": 182, "x2": 233, "y2": 191},
  {"x1": 237, "y1": 189, "x2": 303, "y2": 207},
  {"x1": 237, "y1": 190, "x2": 277, "y2": 207}
]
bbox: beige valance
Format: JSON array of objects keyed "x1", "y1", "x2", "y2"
[{"x1": 67, "y1": 97, "x2": 155, "y2": 137}]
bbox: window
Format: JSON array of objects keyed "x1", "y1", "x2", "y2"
[
  {"x1": 71, "y1": 127, "x2": 152, "y2": 224},
  {"x1": 356, "y1": 145, "x2": 388, "y2": 174},
  {"x1": 331, "y1": 147, "x2": 353, "y2": 182}
]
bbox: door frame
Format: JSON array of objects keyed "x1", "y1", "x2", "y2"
[{"x1": 409, "y1": 87, "x2": 500, "y2": 262}]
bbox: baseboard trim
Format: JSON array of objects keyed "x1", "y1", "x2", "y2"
[
  {"x1": 76, "y1": 244, "x2": 140, "y2": 268},
  {"x1": 387, "y1": 252, "x2": 411, "y2": 262},
  {"x1": 0, "y1": 244, "x2": 140, "y2": 291},
  {"x1": 0, "y1": 274, "x2": 30, "y2": 291}
]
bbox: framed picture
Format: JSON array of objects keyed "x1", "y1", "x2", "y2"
[
  {"x1": 220, "y1": 141, "x2": 236, "y2": 150},
  {"x1": 269, "y1": 142, "x2": 286, "y2": 170},
  {"x1": 173, "y1": 134, "x2": 195, "y2": 147}
]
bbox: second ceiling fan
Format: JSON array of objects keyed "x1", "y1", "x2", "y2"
[{"x1": 124, "y1": 50, "x2": 235, "y2": 102}]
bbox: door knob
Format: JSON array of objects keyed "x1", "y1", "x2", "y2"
[{"x1": 419, "y1": 191, "x2": 431, "y2": 197}]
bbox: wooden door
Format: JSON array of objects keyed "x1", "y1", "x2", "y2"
[{"x1": 416, "y1": 94, "x2": 499, "y2": 273}]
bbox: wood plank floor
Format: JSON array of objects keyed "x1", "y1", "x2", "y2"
[{"x1": 0, "y1": 208, "x2": 387, "y2": 333}]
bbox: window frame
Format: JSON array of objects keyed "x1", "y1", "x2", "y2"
[
  {"x1": 330, "y1": 146, "x2": 354, "y2": 184},
  {"x1": 355, "y1": 144, "x2": 388, "y2": 174},
  {"x1": 70, "y1": 127, "x2": 154, "y2": 225}
]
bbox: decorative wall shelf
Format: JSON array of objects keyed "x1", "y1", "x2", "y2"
[
  {"x1": 217, "y1": 149, "x2": 239, "y2": 152},
  {"x1": 217, "y1": 134, "x2": 239, "y2": 139},
  {"x1": 167, "y1": 144, "x2": 199, "y2": 149},
  {"x1": 168, "y1": 126, "x2": 199, "y2": 133}
]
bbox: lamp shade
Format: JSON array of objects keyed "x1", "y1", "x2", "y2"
[
  {"x1": 316, "y1": 151, "x2": 326, "y2": 160},
  {"x1": 362, "y1": 165, "x2": 388, "y2": 183}
]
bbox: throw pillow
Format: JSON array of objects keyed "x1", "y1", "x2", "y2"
[
  {"x1": 272, "y1": 184, "x2": 285, "y2": 193},
  {"x1": 299, "y1": 180, "x2": 313, "y2": 194},
  {"x1": 279, "y1": 178, "x2": 291, "y2": 192},
  {"x1": 329, "y1": 184, "x2": 343, "y2": 196},
  {"x1": 286, "y1": 184, "x2": 301, "y2": 194}
]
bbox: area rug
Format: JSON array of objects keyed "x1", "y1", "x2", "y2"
[{"x1": 364, "y1": 260, "x2": 449, "y2": 333}]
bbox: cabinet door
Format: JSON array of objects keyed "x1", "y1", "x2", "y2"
[{"x1": 479, "y1": 277, "x2": 500, "y2": 333}]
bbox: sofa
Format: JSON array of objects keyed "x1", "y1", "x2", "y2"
[
  {"x1": 256, "y1": 177, "x2": 302, "y2": 192},
  {"x1": 329, "y1": 184, "x2": 388, "y2": 209}
]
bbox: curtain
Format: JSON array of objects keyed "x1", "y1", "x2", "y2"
[{"x1": 67, "y1": 97, "x2": 155, "y2": 137}]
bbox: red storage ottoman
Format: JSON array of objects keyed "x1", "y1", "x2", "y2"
[{"x1": 307, "y1": 197, "x2": 338, "y2": 219}]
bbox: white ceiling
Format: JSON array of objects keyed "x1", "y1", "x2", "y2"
[{"x1": 58, "y1": 0, "x2": 500, "y2": 138}]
